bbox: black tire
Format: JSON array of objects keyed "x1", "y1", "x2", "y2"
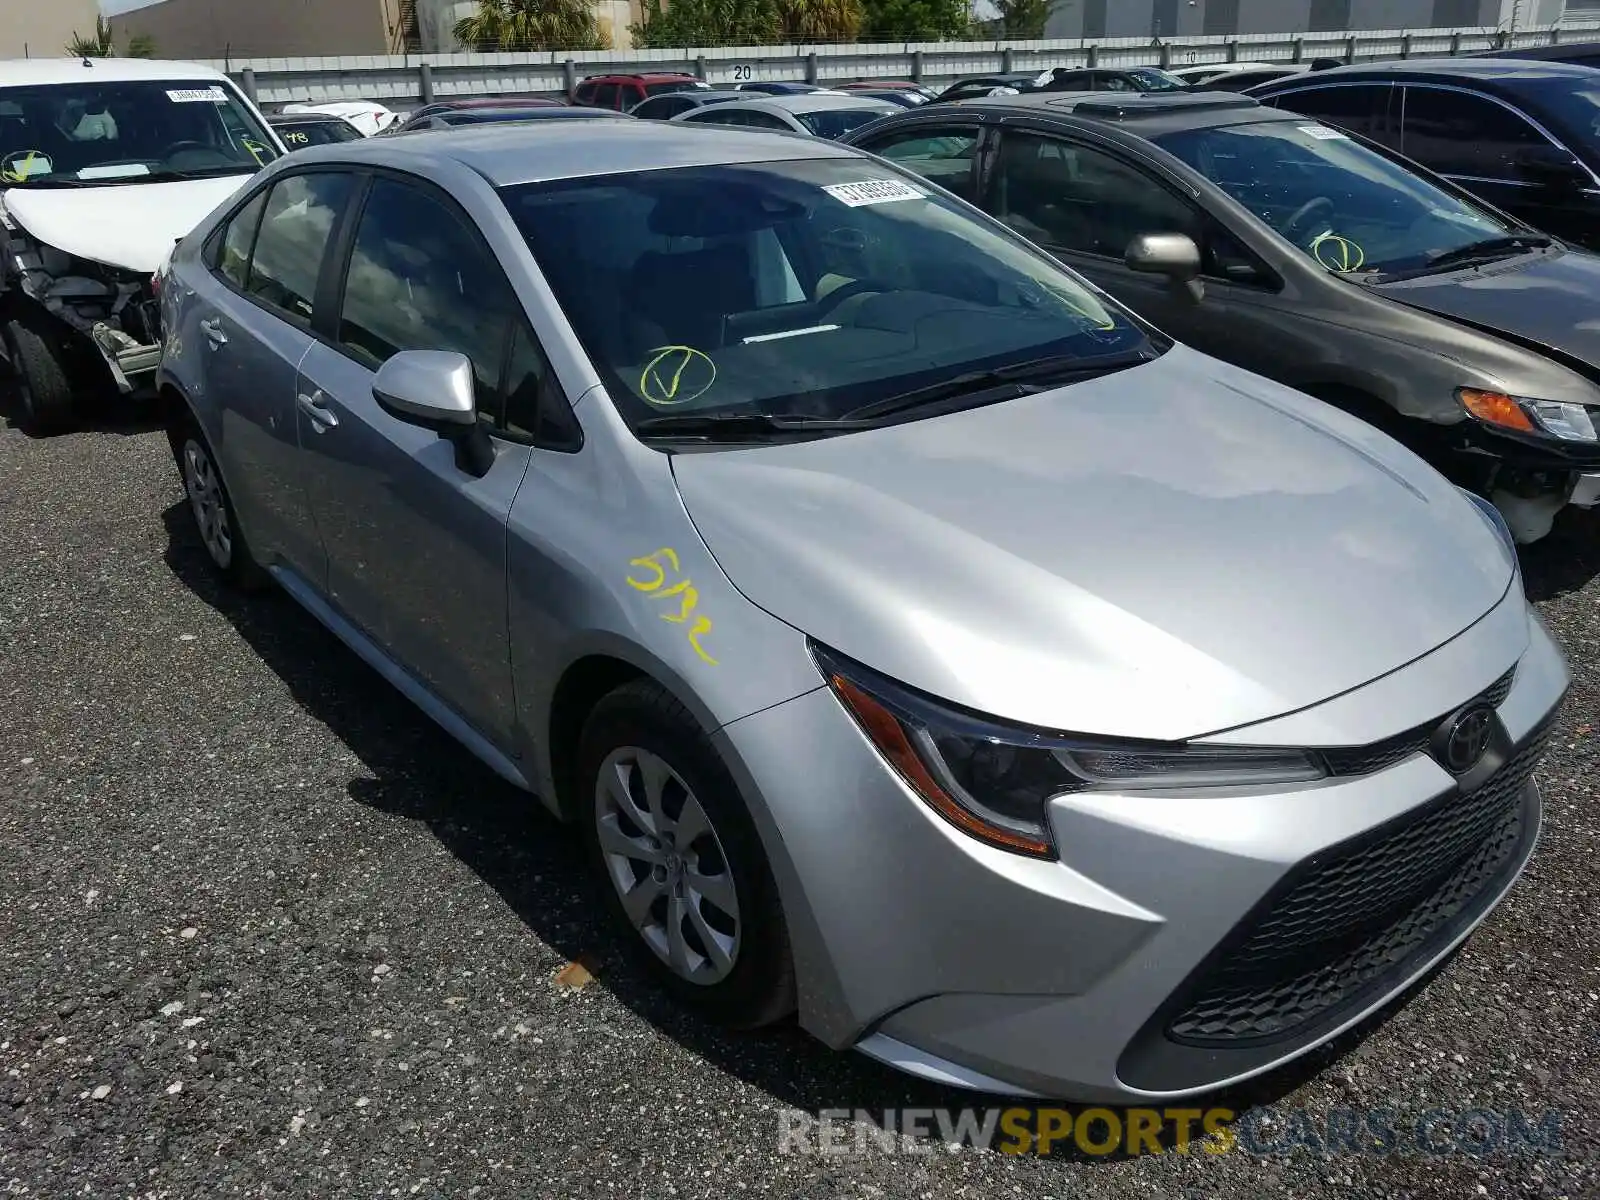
[
  {"x1": 578, "y1": 680, "x2": 796, "y2": 1028},
  {"x1": 4, "y1": 311, "x2": 75, "y2": 434},
  {"x1": 168, "y1": 418, "x2": 269, "y2": 592}
]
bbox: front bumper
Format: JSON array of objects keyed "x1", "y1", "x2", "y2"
[
  {"x1": 715, "y1": 602, "x2": 1568, "y2": 1102},
  {"x1": 91, "y1": 323, "x2": 161, "y2": 393}
]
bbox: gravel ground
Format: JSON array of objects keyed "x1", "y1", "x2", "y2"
[{"x1": 1, "y1": 400, "x2": 1597, "y2": 1199}]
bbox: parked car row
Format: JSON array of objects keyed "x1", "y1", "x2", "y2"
[{"x1": 151, "y1": 113, "x2": 1571, "y2": 1106}]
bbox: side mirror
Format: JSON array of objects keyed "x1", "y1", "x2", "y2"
[
  {"x1": 1126, "y1": 233, "x2": 1205, "y2": 300},
  {"x1": 1517, "y1": 145, "x2": 1589, "y2": 191},
  {"x1": 372, "y1": 349, "x2": 494, "y2": 477}
]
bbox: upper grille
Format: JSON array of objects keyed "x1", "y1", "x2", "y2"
[
  {"x1": 1167, "y1": 724, "x2": 1547, "y2": 1044},
  {"x1": 1320, "y1": 666, "x2": 1516, "y2": 778}
]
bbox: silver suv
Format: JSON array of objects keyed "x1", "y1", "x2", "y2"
[{"x1": 155, "y1": 121, "x2": 1568, "y2": 1101}]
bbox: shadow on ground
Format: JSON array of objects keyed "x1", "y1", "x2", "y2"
[
  {"x1": 1520, "y1": 506, "x2": 1600, "y2": 602},
  {"x1": 162, "y1": 500, "x2": 1452, "y2": 1162}
]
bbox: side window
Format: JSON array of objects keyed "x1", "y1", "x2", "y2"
[
  {"x1": 1401, "y1": 87, "x2": 1548, "y2": 181},
  {"x1": 690, "y1": 109, "x2": 744, "y2": 125},
  {"x1": 1101, "y1": 75, "x2": 1136, "y2": 92},
  {"x1": 573, "y1": 83, "x2": 596, "y2": 104},
  {"x1": 989, "y1": 131, "x2": 1200, "y2": 257},
  {"x1": 245, "y1": 172, "x2": 355, "y2": 327},
  {"x1": 216, "y1": 189, "x2": 268, "y2": 289},
  {"x1": 743, "y1": 110, "x2": 791, "y2": 130},
  {"x1": 337, "y1": 177, "x2": 516, "y2": 427},
  {"x1": 1265, "y1": 84, "x2": 1393, "y2": 143},
  {"x1": 863, "y1": 127, "x2": 980, "y2": 202},
  {"x1": 622, "y1": 84, "x2": 646, "y2": 110},
  {"x1": 593, "y1": 83, "x2": 621, "y2": 110}
]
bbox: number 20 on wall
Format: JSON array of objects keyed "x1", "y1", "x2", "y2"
[{"x1": 732, "y1": 64, "x2": 753, "y2": 81}]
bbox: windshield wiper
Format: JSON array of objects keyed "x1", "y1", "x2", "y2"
[
  {"x1": 633, "y1": 412, "x2": 876, "y2": 442},
  {"x1": 843, "y1": 348, "x2": 1156, "y2": 422},
  {"x1": 140, "y1": 166, "x2": 259, "y2": 182},
  {"x1": 1423, "y1": 234, "x2": 1552, "y2": 271}
]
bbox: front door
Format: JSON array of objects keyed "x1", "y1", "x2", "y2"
[
  {"x1": 293, "y1": 173, "x2": 533, "y2": 747},
  {"x1": 980, "y1": 128, "x2": 1283, "y2": 378},
  {"x1": 1398, "y1": 84, "x2": 1600, "y2": 250}
]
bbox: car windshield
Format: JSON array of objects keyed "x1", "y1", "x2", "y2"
[
  {"x1": 646, "y1": 81, "x2": 706, "y2": 96},
  {"x1": 1153, "y1": 119, "x2": 1515, "y2": 275},
  {"x1": 797, "y1": 108, "x2": 894, "y2": 138},
  {"x1": 275, "y1": 119, "x2": 362, "y2": 148},
  {"x1": 0, "y1": 79, "x2": 278, "y2": 186},
  {"x1": 1128, "y1": 68, "x2": 1189, "y2": 91},
  {"x1": 501, "y1": 158, "x2": 1156, "y2": 435}
]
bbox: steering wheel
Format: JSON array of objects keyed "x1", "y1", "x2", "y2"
[
  {"x1": 1282, "y1": 196, "x2": 1336, "y2": 244},
  {"x1": 815, "y1": 277, "x2": 895, "y2": 316}
]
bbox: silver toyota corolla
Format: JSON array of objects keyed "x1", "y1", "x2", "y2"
[{"x1": 155, "y1": 121, "x2": 1570, "y2": 1101}]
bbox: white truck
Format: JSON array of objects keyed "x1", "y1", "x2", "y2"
[{"x1": 0, "y1": 57, "x2": 284, "y2": 432}]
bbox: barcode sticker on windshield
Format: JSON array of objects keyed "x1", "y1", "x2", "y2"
[
  {"x1": 167, "y1": 87, "x2": 228, "y2": 103},
  {"x1": 822, "y1": 179, "x2": 927, "y2": 207},
  {"x1": 1299, "y1": 123, "x2": 1349, "y2": 140}
]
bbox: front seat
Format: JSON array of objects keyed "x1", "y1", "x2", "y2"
[{"x1": 625, "y1": 243, "x2": 757, "y2": 355}]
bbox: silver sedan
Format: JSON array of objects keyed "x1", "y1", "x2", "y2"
[
  {"x1": 155, "y1": 120, "x2": 1568, "y2": 1101},
  {"x1": 668, "y1": 91, "x2": 898, "y2": 138}
]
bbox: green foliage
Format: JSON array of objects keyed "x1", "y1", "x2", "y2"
[
  {"x1": 65, "y1": 16, "x2": 117, "y2": 58},
  {"x1": 631, "y1": 0, "x2": 782, "y2": 48},
  {"x1": 453, "y1": 0, "x2": 608, "y2": 51},
  {"x1": 990, "y1": 0, "x2": 1052, "y2": 37},
  {"x1": 858, "y1": 0, "x2": 970, "y2": 41},
  {"x1": 127, "y1": 33, "x2": 158, "y2": 59}
]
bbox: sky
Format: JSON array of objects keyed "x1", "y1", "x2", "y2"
[{"x1": 100, "y1": 1, "x2": 157, "y2": 11}]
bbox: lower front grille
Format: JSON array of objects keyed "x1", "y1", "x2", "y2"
[{"x1": 1167, "y1": 727, "x2": 1547, "y2": 1044}]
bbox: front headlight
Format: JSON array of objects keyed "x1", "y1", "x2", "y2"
[
  {"x1": 1458, "y1": 388, "x2": 1598, "y2": 442},
  {"x1": 812, "y1": 644, "x2": 1324, "y2": 860}
]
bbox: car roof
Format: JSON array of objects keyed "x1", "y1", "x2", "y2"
[
  {"x1": 1260, "y1": 56, "x2": 1600, "y2": 84},
  {"x1": 442, "y1": 107, "x2": 626, "y2": 121},
  {"x1": 268, "y1": 112, "x2": 347, "y2": 124},
  {"x1": 287, "y1": 119, "x2": 860, "y2": 186},
  {"x1": 0, "y1": 57, "x2": 232, "y2": 85},
  {"x1": 428, "y1": 96, "x2": 561, "y2": 109},
  {"x1": 583, "y1": 71, "x2": 697, "y2": 82},
  {"x1": 940, "y1": 89, "x2": 1292, "y2": 135},
  {"x1": 724, "y1": 93, "x2": 900, "y2": 113}
]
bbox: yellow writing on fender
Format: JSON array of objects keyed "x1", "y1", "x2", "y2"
[
  {"x1": 997, "y1": 1107, "x2": 1236, "y2": 1156},
  {"x1": 626, "y1": 547, "x2": 718, "y2": 665}
]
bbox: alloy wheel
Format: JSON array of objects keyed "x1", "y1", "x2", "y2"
[
  {"x1": 594, "y1": 746, "x2": 741, "y2": 986},
  {"x1": 182, "y1": 438, "x2": 233, "y2": 568}
]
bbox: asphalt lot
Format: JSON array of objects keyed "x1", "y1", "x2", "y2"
[{"x1": 1, "y1": 397, "x2": 1598, "y2": 1199}]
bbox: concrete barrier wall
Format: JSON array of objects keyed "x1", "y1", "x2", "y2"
[{"x1": 205, "y1": 21, "x2": 1600, "y2": 107}]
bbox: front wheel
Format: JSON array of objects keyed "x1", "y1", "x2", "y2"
[
  {"x1": 4, "y1": 312, "x2": 75, "y2": 434},
  {"x1": 579, "y1": 680, "x2": 796, "y2": 1028}
]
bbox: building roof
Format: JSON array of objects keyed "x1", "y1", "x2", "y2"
[
  {"x1": 0, "y1": 57, "x2": 232, "y2": 85},
  {"x1": 285, "y1": 118, "x2": 858, "y2": 187}
]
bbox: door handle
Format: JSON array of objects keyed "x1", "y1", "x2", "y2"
[
  {"x1": 297, "y1": 390, "x2": 339, "y2": 432},
  {"x1": 199, "y1": 317, "x2": 227, "y2": 347}
]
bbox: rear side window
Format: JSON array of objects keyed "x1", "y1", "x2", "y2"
[
  {"x1": 865, "y1": 128, "x2": 980, "y2": 202},
  {"x1": 573, "y1": 83, "x2": 596, "y2": 104},
  {"x1": 1264, "y1": 83, "x2": 1393, "y2": 142},
  {"x1": 593, "y1": 83, "x2": 621, "y2": 110},
  {"x1": 243, "y1": 172, "x2": 355, "y2": 326},
  {"x1": 217, "y1": 189, "x2": 267, "y2": 288},
  {"x1": 336, "y1": 177, "x2": 516, "y2": 426}
]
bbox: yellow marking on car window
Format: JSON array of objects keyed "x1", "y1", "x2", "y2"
[
  {"x1": 1310, "y1": 231, "x2": 1365, "y2": 273},
  {"x1": 639, "y1": 345, "x2": 716, "y2": 406},
  {"x1": 1, "y1": 151, "x2": 47, "y2": 183}
]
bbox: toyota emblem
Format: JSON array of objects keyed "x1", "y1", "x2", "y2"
[{"x1": 1442, "y1": 706, "x2": 1494, "y2": 774}]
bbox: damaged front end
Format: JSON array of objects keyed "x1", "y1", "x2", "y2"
[{"x1": 2, "y1": 216, "x2": 162, "y2": 393}]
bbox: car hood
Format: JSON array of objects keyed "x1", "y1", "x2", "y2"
[
  {"x1": 1372, "y1": 245, "x2": 1600, "y2": 371},
  {"x1": 2, "y1": 175, "x2": 253, "y2": 273},
  {"x1": 672, "y1": 347, "x2": 1515, "y2": 741}
]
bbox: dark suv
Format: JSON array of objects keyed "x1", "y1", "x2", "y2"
[
  {"x1": 1250, "y1": 59, "x2": 1600, "y2": 251},
  {"x1": 571, "y1": 72, "x2": 708, "y2": 112}
]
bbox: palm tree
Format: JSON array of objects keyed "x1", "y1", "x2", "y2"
[
  {"x1": 453, "y1": 0, "x2": 608, "y2": 51},
  {"x1": 65, "y1": 16, "x2": 117, "y2": 58},
  {"x1": 777, "y1": 0, "x2": 862, "y2": 41}
]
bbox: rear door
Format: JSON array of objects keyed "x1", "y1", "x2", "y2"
[
  {"x1": 291, "y1": 171, "x2": 537, "y2": 747},
  {"x1": 1260, "y1": 82, "x2": 1397, "y2": 146},
  {"x1": 188, "y1": 169, "x2": 357, "y2": 578},
  {"x1": 856, "y1": 121, "x2": 984, "y2": 205}
]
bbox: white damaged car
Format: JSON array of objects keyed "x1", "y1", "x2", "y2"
[{"x1": 0, "y1": 57, "x2": 282, "y2": 432}]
